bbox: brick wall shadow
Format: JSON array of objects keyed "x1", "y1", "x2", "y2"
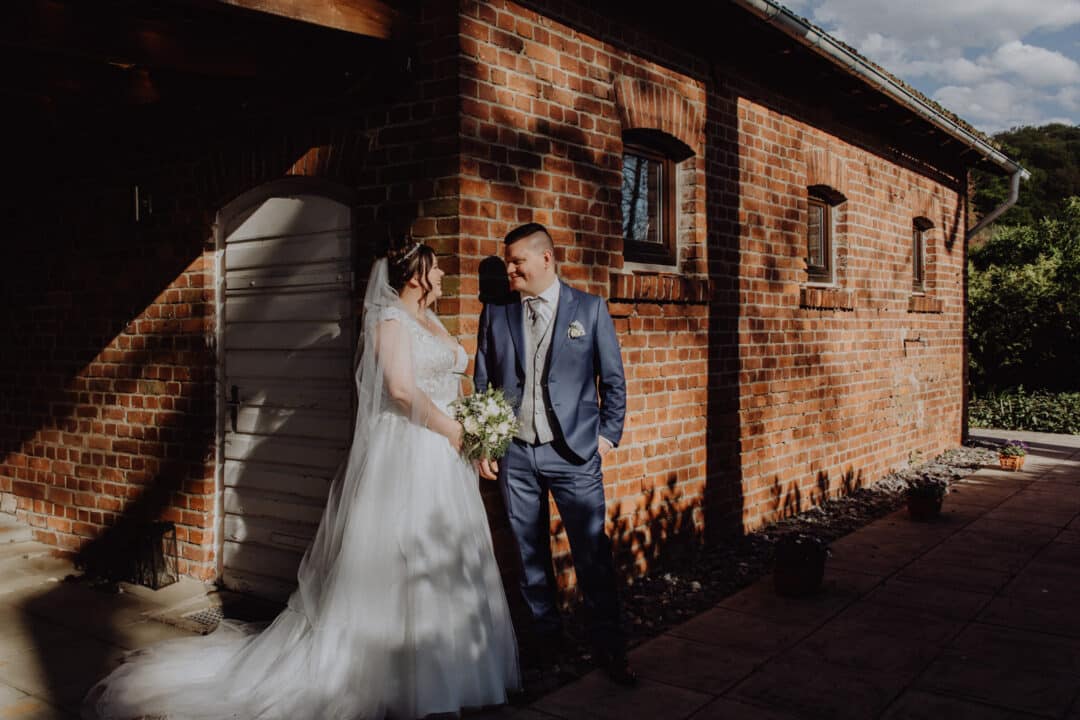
[{"x1": 703, "y1": 73, "x2": 747, "y2": 544}]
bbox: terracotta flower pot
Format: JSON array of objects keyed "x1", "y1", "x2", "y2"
[
  {"x1": 998, "y1": 454, "x2": 1025, "y2": 471},
  {"x1": 906, "y1": 492, "x2": 943, "y2": 521}
]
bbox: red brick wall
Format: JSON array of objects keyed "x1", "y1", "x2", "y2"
[
  {"x1": 731, "y1": 96, "x2": 965, "y2": 529},
  {"x1": 0, "y1": 192, "x2": 219, "y2": 579},
  {"x1": 451, "y1": 0, "x2": 968, "y2": 587}
]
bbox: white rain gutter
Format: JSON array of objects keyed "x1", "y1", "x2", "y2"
[{"x1": 730, "y1": 0, "x2": 1029, "y2": 241}]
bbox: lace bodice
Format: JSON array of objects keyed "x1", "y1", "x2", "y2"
[{"x1": 380, "y1": 305, "x2": 467, "y2": 412}]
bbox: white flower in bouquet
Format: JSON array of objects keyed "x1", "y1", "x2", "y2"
[{"x1": 450, "y1": 387, "x2": 519, "y2": 462}]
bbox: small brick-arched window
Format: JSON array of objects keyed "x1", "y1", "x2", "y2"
[
  {"x1": 913, "y1": 216, "x2": 933, "y2": 293},
  {"x1": 806, "y1": 184, "x2": 846, "y2": 284},
  {"x1": 621, "y1": 128, "x2": 694, "y2": 266}
]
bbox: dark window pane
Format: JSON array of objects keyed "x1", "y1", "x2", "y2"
[
  {"x1": 913, "y1": 227, "x2": 925, "y2": 290},
  {"x1": 622, "y1": 153, "x2": 662, "y2": 244},
  {"x1": 807, "y1": 202, "x2": 824, "y2": 268}
]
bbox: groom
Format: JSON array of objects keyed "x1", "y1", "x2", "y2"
[{"x1": 475, "y1": 222, "x2": 634, "y2": 684}]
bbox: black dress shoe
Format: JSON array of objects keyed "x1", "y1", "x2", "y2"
[{"x1": 599, "y1": 651, "x2": 638, "y2": 687}]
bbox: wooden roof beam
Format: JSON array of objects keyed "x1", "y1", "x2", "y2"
[{"x1": 212, "y1": 0, "x2": 399, "y2": 38}]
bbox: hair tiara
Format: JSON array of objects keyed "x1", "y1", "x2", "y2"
[{"x1": 400, "y1": 241, "x2": 422, "y2": 262}]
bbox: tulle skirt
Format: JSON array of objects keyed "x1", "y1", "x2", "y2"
[{"x1": 82, "y1": 411, "x2": 520, "y2": 719}]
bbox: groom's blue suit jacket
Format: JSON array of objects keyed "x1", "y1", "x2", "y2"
[{"x1": 475, "y1": 282, "x2": 626, "y2": 462}]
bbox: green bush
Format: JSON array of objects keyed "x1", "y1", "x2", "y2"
[
  {"x1": 969, "y1": 388, "x2": 1080, "y2": 435},
  {"x1": 968, "y1": 198, "x2": 1080, "y2": 392}
]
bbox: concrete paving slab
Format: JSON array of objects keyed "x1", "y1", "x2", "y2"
[
  {"x1": 13, "y1": 583, "x2": 156, "y2": 657},
  {"x1": 897, "y1": 556, "x2": 1015, "y2": 595},
  {"x1": 997, "y1": 488, "x2": 1080, "y2": 512},
  {"x1": 999, "y1": 564, "x2": 1080, "y2": 605},
  {"x1": 1032, "y1": 538, "x2": 1080, "y2": 567},
  {"x1": 825, "y1": 599, "x2": 965, "y2": 646},
  {"x1": 1056, "y1": 529, "x2": 1080, "y2": 544},
  {"x1": 0, "y1": 636, "x2": 126, "y2": 715},
  {"x1": 782, "y1": 623, "x2": 942, "y2": 676},
  {"x1": 978, "y1": 595, "x2": 1080, "y2": 640},
  {"x1": 959, "y1": 516, "x2": 1060, "y2": 545},
  {"x1": 862, "y1": 577, "x2": 992, "y2": 621},
  {"x1": 0, "y1": 616, "x2": 72, "y2": 661},
  {"x1": 915, "y1": 653, "x2": 1080, "y2": 718},
  {"x1": 0, "y1": 689, "x2": 77, "y2": 720},
  {"x1": 729, "y1": 657, "x2": 907, "y2": 720},
  {"x1": 717, "y1": 566, "x2": 878, "y2": 627},
  {"x1": 666, "y1": 607, "x2": 810, "y2": 660},
  {"x1": 942, "y1": 526, "x2": 1051, "y2": 558},
  {"x1": 627, "y1": 634, "x2": 757, "y2": 695},
  {"x1": 0, "y1": 515, "x2": 33, "y2": 544},
  {"x1": 982, "y1": 506, "x2": 1077, "y2": 528},
  {"x1": 880, "y1": 689, "x2": 1043, "y2": 720},
  {"x1": 687, "y1": 697, "x2": 801, "y2": 719},
  {"x1": 946, "y1": 622, "x2": 1080, "y2": 676},
  {"x1": 531, "y1": 673, "x2": 713, "y2": 720},
  {"x1": 918, "y1": 543, "x2": 1030, "y2": 574}
]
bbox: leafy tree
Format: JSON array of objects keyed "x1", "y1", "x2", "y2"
[
  {"x1": 972, "y1": 123, "x2": 1080, "y2": 228},
  {"x1": 968, "y1": 198, "x2": 1080, "y2": 392}
]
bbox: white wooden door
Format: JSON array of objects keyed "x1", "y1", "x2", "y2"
[{"x1": 219, "y1": 193, "x2": 354, "y2": 600}]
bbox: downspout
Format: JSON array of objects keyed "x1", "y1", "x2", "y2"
[{"x1": 965, "y1": 167, "x2": 1023, "y2": 241}]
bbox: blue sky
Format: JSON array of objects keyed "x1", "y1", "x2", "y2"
[{"x1": 778, "y1": 0, "x2": 1080, "y2": 134}]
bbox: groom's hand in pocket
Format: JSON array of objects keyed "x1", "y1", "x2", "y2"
[
  {"x1": 598, "y1": 436, "x2": 614, "y2": 458},
  {"x1": 479, "y1": 457, "x2": 499, "y2": 481}
]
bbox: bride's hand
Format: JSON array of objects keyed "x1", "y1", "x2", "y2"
[{"x1": 448, "y1": 421, "x2": 464, "y2": 452}]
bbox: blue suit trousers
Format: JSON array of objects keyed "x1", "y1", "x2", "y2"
[{"x1": 500, "y1": 438, "x2": 622, "y2": 652}]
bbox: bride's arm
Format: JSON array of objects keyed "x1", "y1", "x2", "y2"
[{"x1": 377, "y1": 318, "x2": 463, "y2": 450}]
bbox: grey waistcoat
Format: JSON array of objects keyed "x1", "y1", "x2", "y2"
[{"x1": 516, "y1": 306, "x2": 556, "y2": 444}]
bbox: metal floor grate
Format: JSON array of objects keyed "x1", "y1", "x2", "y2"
[{"x1": 183, "y1": 606, "x2": 225, "y2": 627}]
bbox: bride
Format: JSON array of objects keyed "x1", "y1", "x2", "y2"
[{"x1": 83, "y1": 242, "x2": 520, "y2": 719}]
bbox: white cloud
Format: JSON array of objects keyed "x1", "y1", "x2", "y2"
[
  {"x1": 985, "y1": 41, "x2": 1080, "y2": 85},
  {"x1": 938, "y1": 57, "x2": 997, "y2": 84},
  {"x1": 1056, "y1": 85, "x2": 1080, "y2": 111},
  {"x1": 810, "y1": 0, "x2": 1080, "y2": 50},
  {"x1": 781, "y1": 0, "x2": 1080, "y2": 131},
  {"x1": 933, "y1": 81, "x2": 1046, "y2": 131}
]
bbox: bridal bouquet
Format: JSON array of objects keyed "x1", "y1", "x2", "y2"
[{"x1": 450, "y1": 387, "x2": 519, "y2": 461}]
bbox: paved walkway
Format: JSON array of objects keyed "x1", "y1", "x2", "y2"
[{"x1": 2, "y1": 429, "x2": 1079, "y2": 719}]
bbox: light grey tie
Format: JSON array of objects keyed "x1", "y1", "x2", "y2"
[{"x1": 524, "y1": 296, "x2": 548, "y2": 337}]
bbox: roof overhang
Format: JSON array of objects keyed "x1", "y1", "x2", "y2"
[
  {"x1": 730, "y1": 0, "x2": 1029, "y2": 180},
  {"x1": 210, "y1": 0, "x2": 399, "y2": 39}
]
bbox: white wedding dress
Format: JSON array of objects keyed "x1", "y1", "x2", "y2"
[{"x1": 83, "y1": 261, "x2": 520, "y2": 720}]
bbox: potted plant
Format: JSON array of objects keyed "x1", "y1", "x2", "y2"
[
  {"x1": 905, "y1": 475, "x2": 949, "y2": 521},
  {"x1": 998, "y1": 440, "x2": 1028, "y2": 471},
  {"x1": 773, "y1": 532, "x2": 830, "y2": 597}
]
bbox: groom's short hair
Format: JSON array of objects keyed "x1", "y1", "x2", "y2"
[{"x1": 505, "y1": 222, "x2": 554, "y2": 253}]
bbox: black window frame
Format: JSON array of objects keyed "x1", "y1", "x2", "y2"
[
  {"x1": 622, "y1": 142, "x2": 677, "y2": 266},
  {"x1": 806, "y1": 196, "x2": 832, "y2": 284}
]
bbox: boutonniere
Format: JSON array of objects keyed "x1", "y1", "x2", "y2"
[{"x1": 567, "y1": 320, "x2": 586, "y2": 339}]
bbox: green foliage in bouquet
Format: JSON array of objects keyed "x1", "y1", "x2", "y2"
[{"x1": 450, "y1": 387, "x2": 520, "y2": 461}]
